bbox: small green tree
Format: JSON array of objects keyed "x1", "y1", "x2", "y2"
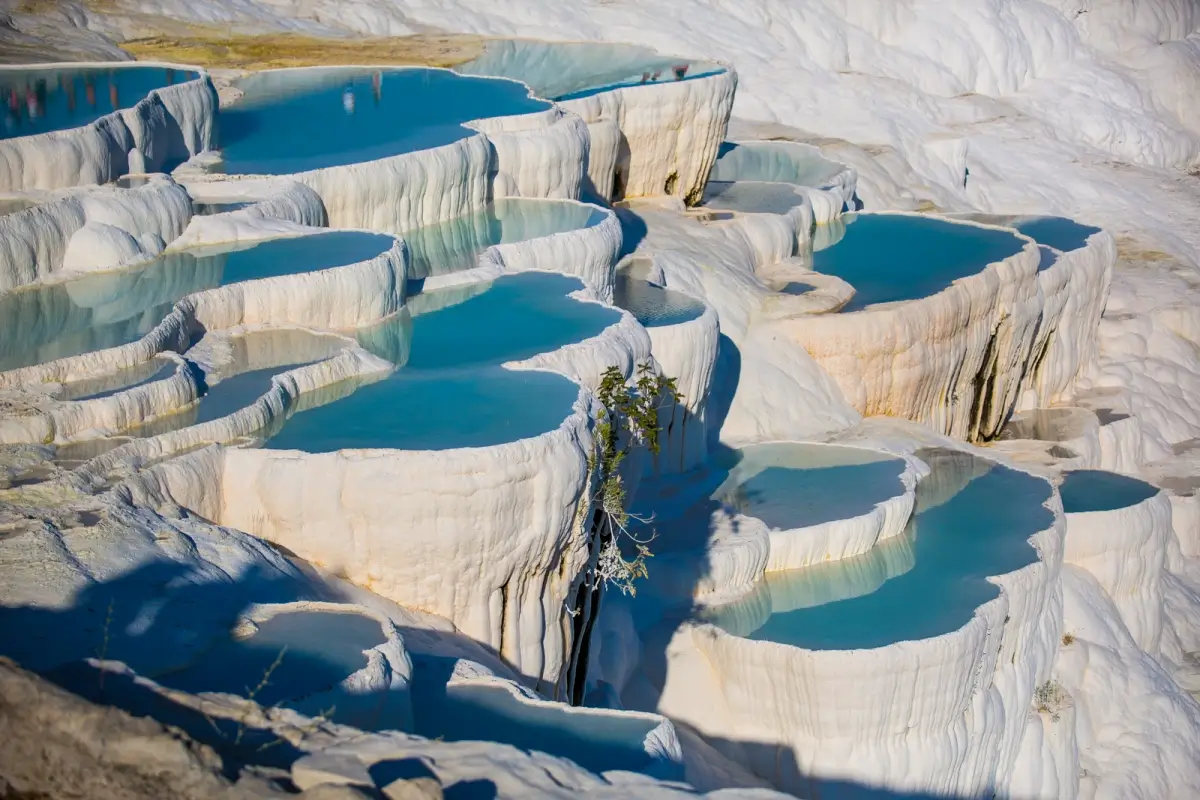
[{"x1": 589, "y1": 361, "x2": 681, "y2": 596}]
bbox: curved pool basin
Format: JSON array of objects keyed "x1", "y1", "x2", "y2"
[
  {"x1": 1060, "y1": 469, "x2": 1160, "y2": 514},
  {"x1": 158, "y1": 610, "x2": 384, "y2": 709},
  {"x1": 0, "y1": 65, "x2": 199, "y2": 140},
  {"x1": 612, "y1": 275, "x2": 705, "y2": 328},
  {"x1": 0, "y1": 231, "x2": 393, "y2": 373},
  {"x1": 712, "y1": 443, "x2": 908, "y2": 532},
  {"x1": 700, "y1": 181, "x2": 808, "y2": 215},
  {"x1": 1011, "y1": 216, "x2": 1102, "y2": 254},
  {"x1": 263, "y1": 367, "x2": 580, "y2": 453},
  {"x1": 708, "y1": 141, "x2": 847, "y2": 187},
  {"x1": 404, "y1": 198, "x2": 608, "y2": 280},
  {"x1": 455, "y1": 38, "x2": 722, "y2": 103},
  {"x1": 811, "y1": 214, "x2": 1026, "y2": 311},
  {"x1": 217, "y1": 67, "x2": 549, "y2": 175},
  {"x1": 358, "y1": 272, "x2": 622, "y2": 370},
  {"x1": 704, "y1": 449, "x2": 1050, "y2": 650}
]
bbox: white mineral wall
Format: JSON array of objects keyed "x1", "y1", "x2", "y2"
[
  {"x1": 759, "y1": 450, "x2": 923, "y2": 573},
  {"x1": 582, "y1": 118, "x2": 621, "y2": 201},
  {"x1": 646, "y1": 305, "x2": 720, "y2": 476},
  {"x1": 0, "y1": 178, "x2": 193, "y2": 290},
  {"x1": 217, "y1": 384, "x2": 596, "y2": 696},
  {"x1": 0, "y1": 63, "x2": 217, "y2": 192},
  {"x1": 0, "y1": 354, "x2": 198, "y2": 446},
  {"x1": 656, "y1": 465, "x2": 1064, "y2": 798},
  {"x1": 1062, "y1": 489, "x2": 1172, "y2": 654},
  {"x1": 1023, "y1": 230, "x2": 1116, "y2": 408},
  {"x1": 781, "y1": 215, "x2": 1042, "y2": 441},
  {"x1": 710, "y1": 140, "x2": 859, "y2": 224},
  {"x1": 559, "y1": 69, "x2": 737, "y2": 204},
  {"x1": 1056, "y1": 565, "x2": 1200, "y2": 800},
  {"x1": 182, "y1": 232, "x2": 408, "y2": 334},
  {"x1": 488, "y1": 201, "x2": 621, "y2": 302},
  {"x1": 468, "y1": 107, "x2": 588, "y2": 201},
  {"x1": 174, "y1": 178, "x2": 328, "y2": 247}
]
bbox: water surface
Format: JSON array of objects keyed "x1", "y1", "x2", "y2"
[
  {"x1": 219, "y1": 68, "x2": 548, "y2": 174},
  {"x1": 705, "y1": 449, "x2": 1050, "y2": 649},
  {"x1": 612, "y1": 275, "x2": 704, "y2": 327},
  {"x1": 709, "y1": 141, "x2": 846, "y2": 187},
  {"x1": 1060, "y1": 469, "x2": 1159, "y2": 513},
  {"x1": 0, "y1": 231, "x2": 392, "y2": 373},
  {"x1": 812, "y1": 215, "x2": 1025, "y2": 311},
  {"x1": 1, "y1": 66, "x2": 198, "y2": 140}
]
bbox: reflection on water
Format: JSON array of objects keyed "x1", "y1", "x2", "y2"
[
  {"x1": 1060, "y1": 469, "x2": 1159, "y2": 514},
  {"x1": 708, "y1": 141, "x2": 847, "y2": 187},
  {"x1": 612, "y1": 275, "x2": 705, "y2": 327},
  {"x1": 1, "y1": 67, "x2": 198, "y2": 140},
  {"x1": 0, "y1": 232, "x2": 391, "y2": 373},
  {"x1": 401, "y1": 198, "x2": 606, "y2": 279},
  {"x1": 218, "y1": 67, "x2": 549, "y2": 175},
  {"x1": 705, "y1": 449, "x2": 1051, "y2": 650}
]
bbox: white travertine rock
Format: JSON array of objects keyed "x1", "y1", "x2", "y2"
[
  {"x1": 61, "y1": 221, "x2": 152, "y2": 272},
  {"x1": 708, "y1": 140, "x2": 858, "y2": 226},
  {"x1": 646, "y1": 304, "x2": 720, "y2": 476},
  {"x1": 470, "y1": 107, "x2": 588, "y2": 201},
  {"x1": 1061, "y1": 479, "x2": 1172, "y2": 654},
  {"x1": 174, "y1": 178, "x2": 328, "y2": 247},
  {"x1": 559, "y1": 69, "x2": 737, "y2": 204},
  {"x1": 217, "y1": 383, "x2": 595, "y2": 696},
  {"x1": 1057, "y1": 565, "x2": 1200, "y2": 800},
  {"x1": 0, "y1": 177, "x2": 193, "y2": 290},
  {"x1": 0, "y1": 63, "x2": 217, "y2": 192},
  {"x1": 653, "y1": 454, "x2": 1063, "y2": 798},
  {"x1": 780, "y1": 213, "x2": 1043, "y2": 441},
  {"x1": 488, "y1": 199, "x2": 622, "y2": 302}
]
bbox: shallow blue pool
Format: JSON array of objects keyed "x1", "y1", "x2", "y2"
[
  {"x1": 218, "y1": 67, "x2": 548, "y2": 174},
  {"x1": 59, "y1": 359, "x2": 176, "y2": 402},
  {"x1": 701, "y1": 181, "x2": 808, "y2": 215},
  {"x1": 403, "y1": 199, "x2": 607, "y2": 279},
  {"x1": 704, "y1": 449, "x2": 1050, "y2": 650},
  {"x1": 264, "y1": 367, "x2": 579, "y2": 452},
  {"x1": 455, "y1": 38, "x2": 721, "y2": 104},
  {"x1": 713, "y1": 443, "x2": 908, "y2": 531},
  {"x1": 1013, "y1": 217, "x2": 1101, "y2": 254},
  {"x1": 158, "y1": 610, "x2": 384, "y2": 709},
  {"x1": 708, "y1": 141, "x2": 846, "y2": 187},
  {"x1": 1060, "y1": 469, "x2": 1159, "y2": 513},
  {"x1": 0, "y1": 231, "x2": 392, "y2": 373},
  {"x1": 812, "y1": 214, "x2": 1026, "y2": 311},
  {"x1": 0, "y1": 66, "x2": 198, "y2": 140},
  {"x1": 612, "y1": 275, "x2": 704, "y2": 327},
  {"x1": 359, "y1": 272, "x2": 621, "y2": 370}
]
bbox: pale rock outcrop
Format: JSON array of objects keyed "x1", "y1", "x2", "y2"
[{"x1": 0, "y1": 177, "x2": 192, "y2": 290}]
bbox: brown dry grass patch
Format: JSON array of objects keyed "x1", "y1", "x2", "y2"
[{"x1": 121, "y1": 31, "x2": 486, "y2": 72}]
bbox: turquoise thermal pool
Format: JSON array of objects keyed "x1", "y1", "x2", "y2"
[
  {"x1": 704, "y1": 449, "x2": 1050, "y2": 650},
  {"x1": 701, "y1": 181, "x2": 808, "y2": 215},
  {"x1": 263, "y1": 368, "x2": 580, "y2": 452},
  {"x1": 411, "y1": 674, "x2": 679, "y2": 779},
  {"x1": 712, "y1": 443, "x2": 908, "y2": 530},
  {"x1": 811, "y1": 214, "x2": 1026, "y2": 311},
  {"x1": 359, "y1": 273, "x2": 621, "y2": 371},
  {"x1": 0, "y1": 231, "x2": 393, "y2": 373},
  {"x1": 264, "y1": 272, "x2": 619, "y2": 452},
  {"x1": 708, "y1": 141, "x2": 847, "y2": 187},
  {"x1": 0, "y1": 66, "x2": 198, "y2": 140},
  {"x1": 216, "y1": 68, "x2": 548, "y2": 175},
  {"x1": 1012, "y1": 216, "x2": 1102, "y2": 253},
  {"x1": 403, "y1": 199, "x2": 608, "y2": 280},
  {"x1": 455, "y1": 39, "x2": 722, "y2": 103},
  {"x1": 159, "y1": 610, "x2": 384, "y2": 709},
  {"x1": 612, "y1": 275, "x2": 705, "y2": 327},
  {"x1": 58, "y1": 359, "x2": 176, "y2": 402},
  {"x1": 1059, "y1": 470, "x2": 1160, "y2": 513}
]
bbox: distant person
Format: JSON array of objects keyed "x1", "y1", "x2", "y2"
[
  {"x1": 166, "y1": 68, "x2": 175, "y2": 85},
  {"x1": 343, "y1": 86, "x2": 356, "y2": 114},
  {"x1": 372, "y1": 71, "x2": 382, "y2": 105},
  {"x1": 673, "y1": 64, "x2": 689, "y2": 80},
  {"x1": 85, "y1": 77, "x2": 96, "y2": 108},
  {"x1": 109, "y1": 78, "x2": 118, "y2": 110},
  {"x1": 640, "y1": 71, "x2": 651, "y2": 84}
]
